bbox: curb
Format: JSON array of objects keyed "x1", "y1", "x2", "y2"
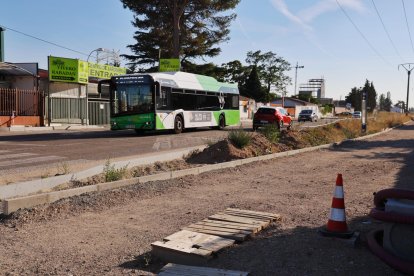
[
  {"x1": 2, "y1": 121, "x2": 412, "y2": 215},
  {"x1": 0, "y1": 146, "x2": 207, "y2": 200},
  {"x1": 0, "y1": 143, "x2": 332, "y2": 215}
]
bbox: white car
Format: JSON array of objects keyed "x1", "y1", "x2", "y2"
[{"x1": 352, "y1": 111, "x2": 362, "y2": 118}]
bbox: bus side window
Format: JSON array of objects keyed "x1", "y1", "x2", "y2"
[{"x1": 157, "y1": 86, "x2": 171, "y2": 109}]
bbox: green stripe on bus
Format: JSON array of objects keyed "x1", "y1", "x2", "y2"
[
  {"x1": 111, "y1": 113, "x2": 155, "y2": 130},
  {"x1": 213, "y1": 110, "x2": 240, "y2": 126},
  {"x1": 156, "y1": 114, "x2": 166, "y2": 130},
  {"x1": 195, "y1": 75, "x2": 238, "y2": 92}
]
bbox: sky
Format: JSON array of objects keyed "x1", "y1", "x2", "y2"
[{"x1": 2, "y1": 0, "x2": 414, "y2": 106}]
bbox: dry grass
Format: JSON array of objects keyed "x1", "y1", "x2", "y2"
[{"x1": 299, "y1": 112, "x2": 411, "y2": 146}]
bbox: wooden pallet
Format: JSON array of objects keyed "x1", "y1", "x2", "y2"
[
  {"x1": 152, "y1": 208, "x2": 280, "y2": 265},
  {"x1": 184, "y1": 208, "x2": 281, "y2": 241},
  {"x1": 158, "y1": 263, "x2": 249, "y2": 276},
  {"x1": 151, "y1": 230, "x2": 235, "y2": 265}
]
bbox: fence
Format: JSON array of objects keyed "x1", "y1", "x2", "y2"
[
  {"x1": 88, "y1": 99, "x2": 110, "y2": 125},
  {"x1": 0, "y1": 88, "x2": 43, "y2": 116}
]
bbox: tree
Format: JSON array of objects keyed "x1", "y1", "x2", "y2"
[
  {"x1": 346, "y1": 87, "x2": 361, "y2": 111},
  {"x1": 345, "y1": 80, "x2": 377, "y2": 111},
  {"x1": 121, "y1": 0, "x2": 240, "y2": 70},
  {"x1": 245, "y1": 50, "x2": 291, "y2": 97},
  {"x1": 379, "y1": 93, "x2": 392, "y2": 111},
  {"x1": 218, "y1": 60, "x2": 250, "y2": 97},
  {"x1": 366, "y1": 80, "x2": 377, "y2": 111},
  {"x1": 244, "y1": 66, "x2": 266, "y2": 102}
]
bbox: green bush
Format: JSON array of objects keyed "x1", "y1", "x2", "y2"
[
  {"x1": 228, "y1": 129, "x2": 252, "y2": 149},
  {"x1": 260, "y1": 124, "x2": 280, "y2": 143},
  {"x1": 103, "y1": 160, "x2": 129, "y2": 182}
]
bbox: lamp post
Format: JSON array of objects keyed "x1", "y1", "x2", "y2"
[
  {"x1": 84, "y1": 48, "x2": 105, "y2": 125},
  {"x1": 294, "y1": 62, "x2": 304, "y2": 96}
]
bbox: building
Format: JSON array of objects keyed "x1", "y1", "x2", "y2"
[
  {"x1": 239, "y1": 96, "x2": 255, "y2": 119},
  {"x1": 270, "y1": 97, "x2": 318, "y2": 117},
  {"x1": 298, "y1": 78, "x2": 325, "y2": 99},
  {"x1": 0, "y1": 62, "x2": 44, "y2": 127}
]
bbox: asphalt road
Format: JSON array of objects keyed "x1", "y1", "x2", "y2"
[
  {"x1": 0, "y1": 128, "x2": 229, "y2": 171},
  {"x1": 0, "y1": 118, "x2": 338, "y2": 183}
]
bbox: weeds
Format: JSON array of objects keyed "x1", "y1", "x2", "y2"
[
  {"x1": 228, "y1": 129, "x2": 252, "y2": 149},
  {"x1": 260, "y1": 124, "x2": 280, "y2": 144},
  {"x1": 103, "y1": 160, "x2": 129, "y2": 182},
  {"x1": 56, "y1": 162, "x2": 70, "y2": 176}
]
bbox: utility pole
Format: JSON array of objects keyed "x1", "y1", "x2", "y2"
[
  {"x1": 398, "y1": 63, "x2": 414, "y2": 114},
  {"x1": 362, "y1": 91, "x2": 367, "y2": 133},
  {"x1": 294, "y1": 62, "x2": 304, "y2": 96}
]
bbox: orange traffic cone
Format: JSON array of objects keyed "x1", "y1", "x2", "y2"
[{"x1": 319, "y1": 174, "x2": 354, "y2": 238}]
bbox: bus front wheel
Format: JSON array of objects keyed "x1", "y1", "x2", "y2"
[{"x1": 174, "y1": 116, "x2": 183, "y2": 134}]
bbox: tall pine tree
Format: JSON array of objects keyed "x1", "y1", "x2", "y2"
[
  {"x1": 121, "y1": 0, "x2": 240, "y2": 71},
  {"x1": 244, "y1": 66, "x2": 266, "y2": 102}
]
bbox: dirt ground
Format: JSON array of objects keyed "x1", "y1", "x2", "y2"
[{"x1": 1, "y1": 123, "x2": 413, "y2": 275}]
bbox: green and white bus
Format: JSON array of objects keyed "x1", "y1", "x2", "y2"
[{"x1": 98, "y1": 71, "x2": 240, "y2": 134}]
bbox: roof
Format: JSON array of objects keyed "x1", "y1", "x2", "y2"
[
  {"x1": 114, "y1": 71, "x2": 239, "y2": 94},
  {"x1": 0, "y1": 62, "x2": 36, "y2": 77},
  {"x1": 271, "y1": 97, "x2": 317, "y2": 106}
]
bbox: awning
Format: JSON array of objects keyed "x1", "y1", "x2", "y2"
[{"x1": 0, "y1": 62, "x2": 36, "y2": 76}]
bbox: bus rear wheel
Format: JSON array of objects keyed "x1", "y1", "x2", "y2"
[{"x1": 174, "y1": 116, "x2": 183, "y2": 134}]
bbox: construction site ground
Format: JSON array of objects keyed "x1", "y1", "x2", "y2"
[{"x1": 1, "y1": 123, "x2": 413, "y2": 275}]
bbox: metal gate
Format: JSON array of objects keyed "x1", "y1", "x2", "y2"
[
  {"x1": 88, "y1": 99, "x2": 110, "y2": 125},
  {"x1": 47, "y1": 97, "x2": 87, "y2": 124}
]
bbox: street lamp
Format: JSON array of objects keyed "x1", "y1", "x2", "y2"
[
  {"x1": 87, "y1": 48, "x2": 105, "y2": 63},
  {"x1": 294, "y1": 62, "x2": 304, "y2": 96},
  {"x1": 84, "y1": 48, "x2": 105, "y2": 125}
]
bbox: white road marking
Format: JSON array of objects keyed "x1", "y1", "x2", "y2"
[
  {"x1": 0, "y1": 153, "x2": 37, "y2": 160},
  {"x1": 0, "y1": 156, "x2": 65, "y2": 168}
]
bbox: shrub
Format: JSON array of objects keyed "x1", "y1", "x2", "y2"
[
  {"x1": 260, "y1": 124, "x2": 280, "y2": 143},
  {"x1": 103, "y1": 160, "x2": 129, "y2": 182},
  {"x1": 228, "y1": 129, "x2": 252, "y2": 149}
]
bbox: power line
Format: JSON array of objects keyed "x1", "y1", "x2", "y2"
[
  {"x1": 0, "y1": 24, "x2": 89, "y2": 57},
  {"x1": 371, "y1": 0, "x2": 404, "y2": 63},
  {"x1": 401, "y1": 0, "x2": 414, "y2": 56},
  {"x1": 335, "y1": 0, "x2": 393, "y2": 68}
]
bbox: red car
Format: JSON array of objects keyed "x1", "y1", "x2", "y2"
[{"x1": 253, "y1": 106, "x2": 292, "y2": 130}]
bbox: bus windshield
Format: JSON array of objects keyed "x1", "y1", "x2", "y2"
[{"x1": 112, "y1": 83, "x2": 153, "y2": 115}]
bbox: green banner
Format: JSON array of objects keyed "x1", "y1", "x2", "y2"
[
  {"x1": 49, "y1": 56, "x2": 127, "y2": 84},
  {"x1": 159, "y1": 59, "x2": 180, "y2": 72},
  {"x1": 88, "y1": 62, "x2": 127, "y2": 79},
  {"x1": 49, "y1": 56, "x2": 88, "y2": 84}
]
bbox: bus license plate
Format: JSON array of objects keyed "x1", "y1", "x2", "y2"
[
  {"x1": 125, "y1": 124, "x2": 135, "y2": 129},
  {"x1": 260, "y1": 120, "x2": 268, "y2": 123}
]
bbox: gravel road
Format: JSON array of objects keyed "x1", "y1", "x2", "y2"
[{"x1": 1, "y1": 123, "x2": 413, "y2": 275}]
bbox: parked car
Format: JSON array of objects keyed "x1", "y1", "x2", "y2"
[
  {"x1": 253, "y1": 107, "x2": 292, "y2": 130},
  {"x1": 298, "y1": 109, "x2": 318, "y2": 122},
  {"x1": 352, "y1": 111, "x2": 362, "y2": 118}
]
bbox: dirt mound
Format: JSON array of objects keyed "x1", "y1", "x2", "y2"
[
  {"x1": 187, "y1": 132, "x2": 289, "y2": 164},
  {"x1": 279, "y1": 130, "x2": 310, "y2": 149}
]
